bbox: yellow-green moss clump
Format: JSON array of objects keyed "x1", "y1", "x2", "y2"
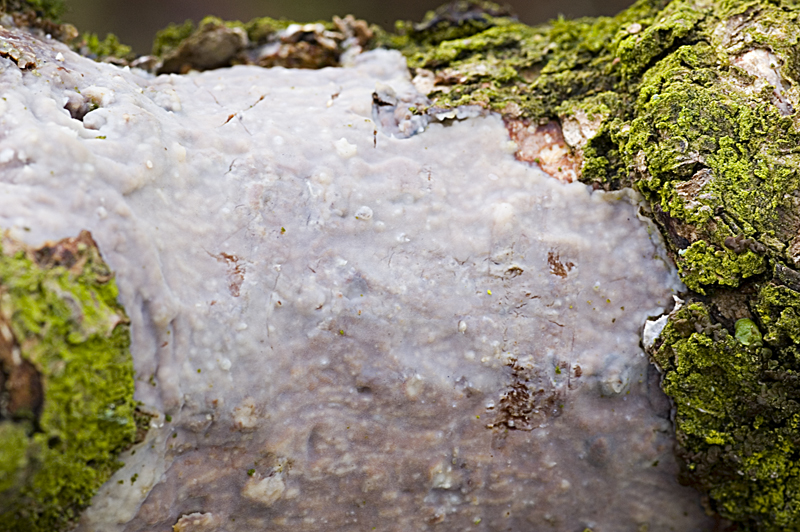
[
  {"x1": 653, "y1": 302, "x2": 800, "y2": 530},
  {"x1": 0, "y1": 230, "x2": 139, "y2": 532},
  {"x1": 75, "y1": 32, "x2": 133, "y2": 62}
]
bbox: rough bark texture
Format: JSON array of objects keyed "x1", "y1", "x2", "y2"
[{"x1": 4, "y1": 0, "x2": 800, "y2": 530}]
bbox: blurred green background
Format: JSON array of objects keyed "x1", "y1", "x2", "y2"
[{"x1": 61, "y1": 0, "x2": 636, "y2": 54}]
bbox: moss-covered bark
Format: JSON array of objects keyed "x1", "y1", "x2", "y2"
[
  {"x1": 653, "y1": 302, "x2": 800, "y2": 530},
  {"x1": 0, "y1": 231, "x2": 139, "y2": 532}
]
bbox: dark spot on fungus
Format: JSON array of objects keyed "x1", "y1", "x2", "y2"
[
  {"x1": 487, "y1": 357, "x2": 563, "y2": 432},
  {"x1": 547, "y1": 251, "x2": 574, "y2": 279},
  {"x1": 209, "y1": 251, "x2": 245, "y2": 297}
]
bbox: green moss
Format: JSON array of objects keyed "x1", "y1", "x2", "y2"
[
  {"x1": 385, "y1": 0, "x2": 671, "y2": 120},
  {"x1": 152, "y1": 19, "x2": 196, "y2": 57},
  {"x1": 677, "y1": 240, "x2": 767, "y2": 294},
  {"x1": 79, "y1": 33, "x2": 133, "y2": 61},
  {"x1": 1, "y1": 0, "x2": 65, "y2": 21},
  {"x1": 625, "y1": 36, "x2": 800, "y2": 272},
  {"x1": 617, "y1": 5, "x2": 704, "y2": 79},
  {"x1": 387, "y1": 0, "x2": 800, "y2": 257},
  {"x1": 242, "y1": 17, "x2": 294, "y2": 45},
  {"x1": 0, "y1": 231, "x2": 137, "y2": 532},
  {"x1": 0, "y1": 423, "x2": 30, "y2": 495},
  {"x1": 756, "y1": 284, "x2": 800, "y2": 346},
  {"x1": 653, "y1": 302, "x2": 800, "y2": 530}
]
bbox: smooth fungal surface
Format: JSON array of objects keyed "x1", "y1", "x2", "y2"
[{"x1": 0, "y1": 26, "x2": 711, "y2": 531}]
